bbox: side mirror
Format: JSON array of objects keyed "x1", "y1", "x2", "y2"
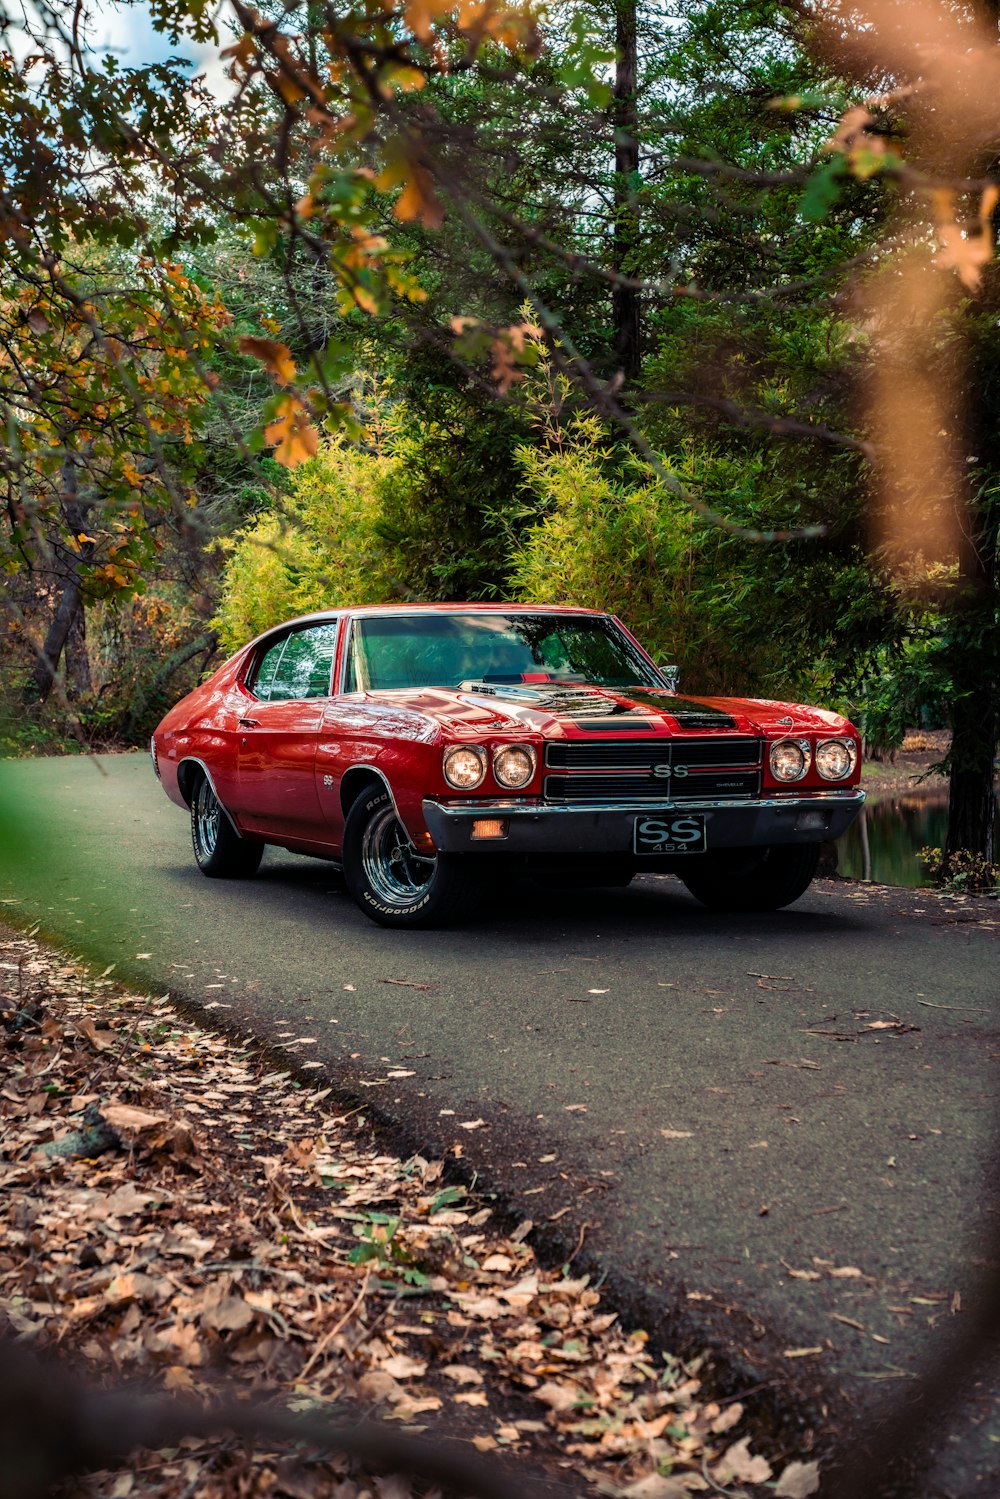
[{"x1": 659, "y1": 663, "x2": 680, "y2": 692}]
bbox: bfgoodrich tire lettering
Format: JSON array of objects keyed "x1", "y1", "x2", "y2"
[
  {"x1": 679, "y1": 842, "x2": 820, "y2": 912},
  {"x1": 190, "y1": 772, "x2": 264, "y2": 879},
  {"x1": 343, "y1": 787, "x2": 480, "y2": 929}
]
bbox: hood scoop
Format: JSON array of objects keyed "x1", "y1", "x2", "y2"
[
  {"x1": 458, "y1": 682, "x2": 738, "y2": 730},
  {"x1": 575, "y1": 717, "x2": 656, "y2": 732}
]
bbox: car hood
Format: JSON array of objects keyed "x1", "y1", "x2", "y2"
[{"x1": 366, "y1": 683, "x2": 852, "y2": 738}]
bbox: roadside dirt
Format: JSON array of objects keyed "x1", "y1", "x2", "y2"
[{"x1": 0, "y1": 926, "x2": 821, "y2": 1499}]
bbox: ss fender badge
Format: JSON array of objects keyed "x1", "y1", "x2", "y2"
[{"x1": 323, "y1": 774, "x2": 334, "y2": 788}]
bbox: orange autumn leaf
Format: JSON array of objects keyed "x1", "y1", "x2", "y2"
[
  {"x1": 264, "y1": 394, "x2": 320, "y2": 467},
  {"x1": 403, "y1": 0, "x2": 453, "y2": 42},
  {"x1": 238, "y1": 335, "x2": 297, "y2": 386},
  {"x1": 490, "y1": 319, "x2": 542, "y2": 393},
  {"x1": 394, "y1": 162, "x2": 444, "y2": 229},
  {"x1": 932, "y1": 186, "x2": 999, "y2": 293}
]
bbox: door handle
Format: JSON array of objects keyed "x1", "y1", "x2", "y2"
[{"x1": 238, "y1": 717, "x2": 260, "y2": 729}]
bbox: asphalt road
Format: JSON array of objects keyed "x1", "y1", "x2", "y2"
[{"x1": 2, "y1": 753, "x2": 999, "y2": 1481}]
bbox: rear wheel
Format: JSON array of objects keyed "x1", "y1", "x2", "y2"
[
  {"x1": 679, "y1": 843, "x2": 820, "y2": 912},
  {"x1": 190, "y1": 772, "x2": 264, "y2": 878},
  {"x1": 343, "y1": 787, "x2": 480, "y2": 928}
]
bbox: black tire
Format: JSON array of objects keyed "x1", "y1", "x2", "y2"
[
  {"x1": 190, "y1": 772, "x2": 264, "y2": 879},
  {"x1": 679, "y1": 842, "x2": 820, "y2": 912},
  {"x1": 343, "y1": 787, "x2": 480, "y2": 928}
]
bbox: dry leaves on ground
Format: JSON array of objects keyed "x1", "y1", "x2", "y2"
[{"x1": 0, "y1": 931, "x2": 811, "y2": 1499}]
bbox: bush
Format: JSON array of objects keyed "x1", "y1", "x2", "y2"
[
  {"x1": 214, "y1": 443, "x2": 397, "y2": 652},
  {"x1": 918, "y1": 846, "x2": 999, "y2": 893}
]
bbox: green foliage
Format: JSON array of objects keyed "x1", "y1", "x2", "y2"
[
  {"x1": 510, "y1": 409, "x2": 696, "y2": 660},
  {"x1": 853, "y1": 636, "x2": 952, "y2": 758},
  {"x1": 213, "y1": 442, "x2": 397, "y2": 651},
  {"x1": 510, "y1": 347, "x2": 898, "y2": 698},
  {"x1": 347, "y1": 1213, "x2": 428, "y2": 1285},
  {"x1": 375, "y1": 392, "x2": 536, "y2": 600}
]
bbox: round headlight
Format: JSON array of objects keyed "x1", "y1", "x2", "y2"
[
  {"x1": 815, "y1": 738, "x2": 857, "y2": 781},
  {"x1": 443, "y1": 745, "x2": 486, "y2": 790},
  {"x1": 770, "y1": 739, "x2": 808, "y2": 782},
  {"x1": 493, "y1": 744, "x2": 536, "y2": 789}
]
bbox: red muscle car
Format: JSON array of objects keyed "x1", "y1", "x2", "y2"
[{"x1": 151, "y1": 604, "x2": 864, "y2": 927}]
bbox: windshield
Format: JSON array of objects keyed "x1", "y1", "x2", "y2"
[{"x1": 346, "y1": 613, "x2": 663, "y2": 693}]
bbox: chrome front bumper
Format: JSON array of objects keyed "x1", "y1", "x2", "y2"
[{"x1": 422, "y1": 791, "x2": 866, "y2": 855}]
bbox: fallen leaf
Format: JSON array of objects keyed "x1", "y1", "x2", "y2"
[
  {"x1": 714, "y1": 1437, "x2": 773, "y2": 1485},
  {"x1": 441, "y1": 1364, "x2": 483, "y2": 1384},
  {"x1": 358, "y1": 1371, "x2": 403, "y2": 1404},
  {"x1": 381, "y1": 1354, "x2": 427, "y2": 1380},
  {"x1": 622, "y1": 1477, "x2": 688, "y2": 1498},
  {"x1": 102, "y1": 1183, "x2": 161, "y2": 1218},
  {"x1": 775, "y1": 1460, "x2": 821, "y2": 1498},
  {"x1": 710, "y1": 1401, "x2": 744, "y2": 1434},
  {"x1": 534, "y1": 1380, "x2": 581, "y2": 1412},
  {"x1": 102, "y1": 1102, "x2": 169, "y2": 1135}
]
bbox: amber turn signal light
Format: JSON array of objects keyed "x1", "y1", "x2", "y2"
[{"x1": 471, "y1": 818, "x2": 508, "y2": 840}]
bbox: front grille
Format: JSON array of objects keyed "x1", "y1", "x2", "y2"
[
  {"x1": 545, "y1": 736, "x2": 761, "y2": 771},
  {"x1": 543, "y1": 770, "x2": 761, "y2": 803},
  {"x1": 542, "y1": 735, "x2": 763, "y2": 804}
]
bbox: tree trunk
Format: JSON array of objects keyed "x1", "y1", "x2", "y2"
[
  {"x1": 25, "y1": 575, "x2": 83, "y2": 704},
  {"x1": 943, "y1": 508, "x2": 998, "y2": 864},
  {"x1": 23, "y1": 452, "x2": 93, "y2": 705},
  {"x1": 612, "y1": 0, "x2": 641, "y2": 381},
  {"x1": 64, "y1": 596, "x2": 91, "y2": 698}
]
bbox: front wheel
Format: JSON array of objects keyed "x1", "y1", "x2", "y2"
[
  {"x1": 190, "y1": 772, "x2": 264, "y2": 878},
  {"x1": 679, "y1": 843, "x2": 820, "y2": 913},
  {"x1": 343, "y1": 788, "x2": 480, "y2": 928}
]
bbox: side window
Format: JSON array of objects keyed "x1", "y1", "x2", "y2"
[
  {"x1": 269, "y1": 622, "x2": 339, "y2": 701},
  {"x1": 251, "y1": 638, "x2": 287, "y2": 702}
]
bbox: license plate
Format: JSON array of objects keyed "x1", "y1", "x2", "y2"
[{"x1": 634, "y1": 813, "x2": 707, "y2": 855}]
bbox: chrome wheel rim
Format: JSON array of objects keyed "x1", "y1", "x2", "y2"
[
  {"x1": 361, "y1": 805, "x2": 435, "y2": 907},
  {"x1": 193, "y1": 779, "x2": 220, "y2": 863}
]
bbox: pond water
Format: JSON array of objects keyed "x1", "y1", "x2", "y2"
[{"x1": 834, "y1": 791, "x2": 949, "y2": 887}]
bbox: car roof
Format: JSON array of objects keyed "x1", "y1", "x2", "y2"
[
  {"x1": 265, "y1": 602, "x2": 607, "y2": 630},
  {"x1": 234, "y1": 604, "x2": 615, "y2": 658}
]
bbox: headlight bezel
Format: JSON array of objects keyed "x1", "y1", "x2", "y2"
[
  {"x1": 815, "y1": 737, "x2": 858, "y2": 782},
  {"x1": 769, "y1": 737, "x2": 811, "y2": 783},
  {"x1": 443, "y1": 744, "x2": 487, "y2": 790},
  {"x1": 492, "y1": 743, "x2": 537, "y2": 790}
]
